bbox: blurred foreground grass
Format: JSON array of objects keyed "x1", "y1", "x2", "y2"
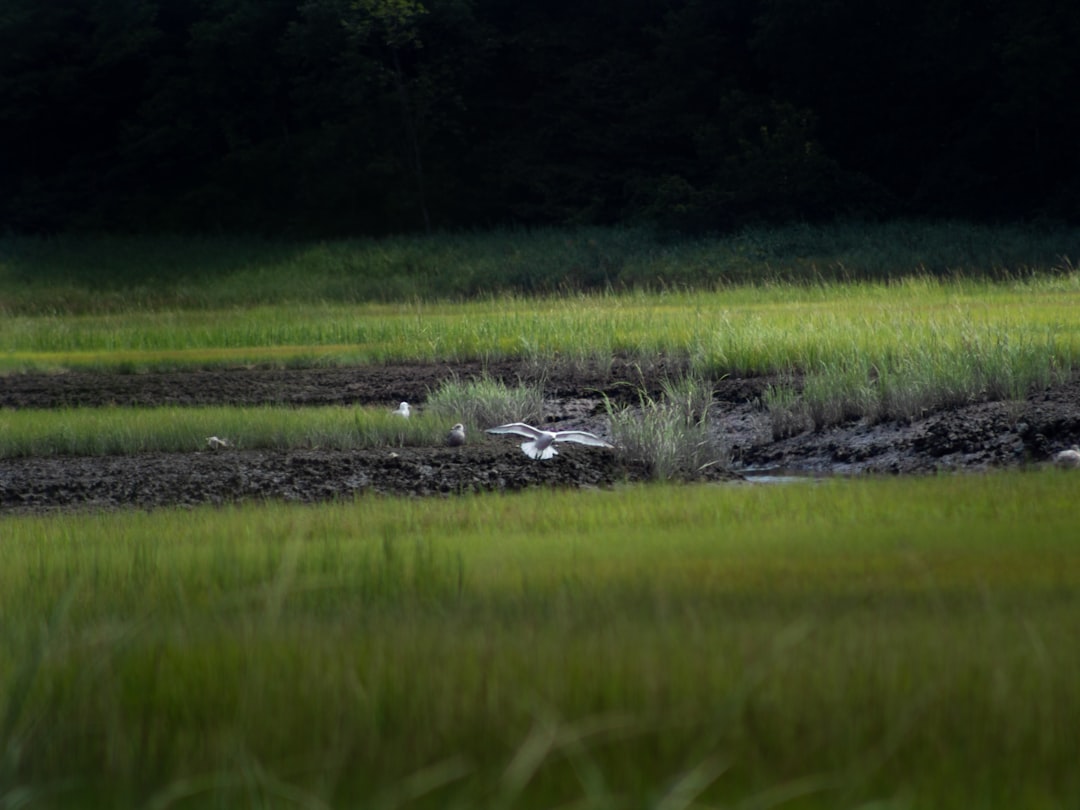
[{"x1": 2, "y1": 471, "x2": 1078, "y2": 808}]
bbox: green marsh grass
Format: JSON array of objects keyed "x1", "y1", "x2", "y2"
[
  {"x1": 0, "y1": 404, "x2": 449, "y2": 458},
  {"x1": 607, "y1": 376, "x2": 728, "y2": 479},
  {"x1": 2, "y1": 472, "x2": 1079, "y2": 807},
  {"x1": 3, "y1": 278, "x2": 1077, "y2": 434},
  {"x1": 423, "y1": 373, "x2": 545, "y2": 436},
  {"x1": 4, "y1": 277, "x2": 1079, "y2": 383},
  {"x1": 762, "y1": 376, "x2": 812, "y2": 438},
  {"x1": 3, "y1": 221, "x2": 1079, "y2": 315},
  {"x1": 4, "y1": 225, "x2": 1080, "y2": 432},
  {"x1": 762, "y1": 322, "x2": 1071, "y2": 430},
  {"x1": 0, "y1": 374, "x2": 555, "y2": 458}
]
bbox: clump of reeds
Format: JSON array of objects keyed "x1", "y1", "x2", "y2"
[
  {"x1": 762, "y1": 329, "x2": 1072, "y2": 435},
  {"x1": 424, "y1": 373, "x2": 544, "y2": 434},
  {"x1": 761, "y1": 375, "x2": 811, "y2": 439},
  {"x1": 606, "y1": 375, "x2": 728, "y2": 479}
]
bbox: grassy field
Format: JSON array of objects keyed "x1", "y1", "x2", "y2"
[
  {"x1": 0, "y1": 375, "x2": 547, "y2": 460},
  {"x1": 3, "y1": 223, "x2": 1080, "y2": 808},
  {"x1": 2, "y1": 472, "x2": 1079, "y2": 808},
  {"x1": 3, "y1": 276, "x2": 1078, "y2": 430},
  {"x1": 0, "y1": 403, "x2": 447, "y2": 458},
  {"x1": 4, "y1": 277, "x2": 1080, "y2": 366},
  {"x1": 4, "y1": 224, "x2": 1080, "y2": 427},
  {"x1": 3, "y1": 221, "x2": 1079, "y2": 315}
]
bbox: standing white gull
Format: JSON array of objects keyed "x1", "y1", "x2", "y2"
[
  {"x1": 392, "y1": 402, "x2": 411, "y2": 418},
  {"x1": 486, "y1": 422, "x2": 613, "y2": 459}
]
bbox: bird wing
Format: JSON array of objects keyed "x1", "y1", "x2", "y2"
[
  {"x1": 552, "y1": 430, "x2": 613, "y2": 448},
  {"x1": 486, "y1": 423, "x2": 545, "y2": 439}
]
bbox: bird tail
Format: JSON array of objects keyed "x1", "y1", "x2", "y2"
[{"x1": 522, "y1": 441, "x2": 557, "y2": 460}]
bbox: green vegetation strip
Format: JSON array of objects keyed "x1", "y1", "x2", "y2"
[
  {"x1": 3, "y1": 276, "x2": 1079, "y2": 376},
  {"x1": 2, "y1": 473, "x2": 1078, "y2": 808},
  {"x1": 0, "y1": 376, "x2": 545, "y2": 459},
  {"x1": 0, "y1": 404, "x2": 448, "y2": 458},
  {"x1": 5, "y1": 223, "x2": 1080, "y2": 446},
  {"x1": 4, "y1": 276, "x2": 1078, "y2": 430},
  {"x1": 3, "y1": 222, "x2": 1079, "y2": 315}
]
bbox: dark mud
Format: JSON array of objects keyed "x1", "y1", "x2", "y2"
[{"x1": 3, "y1": 361, "x2": 1080, "y2": 514}]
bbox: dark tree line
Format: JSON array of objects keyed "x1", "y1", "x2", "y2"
[{"x1": 2, "y1": 0, "x2": 1078, "y2": 236}]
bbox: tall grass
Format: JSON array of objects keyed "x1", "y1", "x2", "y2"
[
  {"x1": 2, "y1": 472, "x2": 1079, "y2": 807},
  {"x1": 423, "y1": 373, "x2": 545, "y2": 434},
  {"x1": 763, "y1": 324, "x2": 1071, "y2": 431},
  {"x1": 607, "y1": 376, "x2": 728, "y2": 479},
  {"x1": 3, "y1": 221, "x2": 1079, "y2": 315},
  {"x1": 3, "y1": 277, "x2": 1079, "y2": 377},
  {"x1": 3, "y1": 279, "x2": 1077, "y2": 432},
  {"x1": 4, "y1": 226, "x2": 1080, "y2": 431}
]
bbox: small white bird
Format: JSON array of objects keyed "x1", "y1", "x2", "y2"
[
  {"x1": 486, "y1": 422, "x2": 614, "y2": 460},
  {"x1": 446, "y1": 423, "x2": 466, "y2": 447},
  {"x1": 392, "y1": 401, "x2": 411, "y2": 418},
  {"x1": 206, "y1": 436, "x2": 231, "y2": 450},
  {"x1": 1053, "y1": 444, "x2": 1080, "y2": 468}
]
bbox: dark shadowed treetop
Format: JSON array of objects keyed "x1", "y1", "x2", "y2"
[{"x1": 1, "y1": 0, "x2": 1077, "y2": 235}]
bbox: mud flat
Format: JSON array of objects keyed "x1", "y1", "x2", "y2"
[{"x1": 3, "y1": 362, "x2": 1079, "y2": 513}]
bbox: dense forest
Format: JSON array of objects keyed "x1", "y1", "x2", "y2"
[{"x1": 2, "y1": 0, "x2": 1078, "y2": 236}]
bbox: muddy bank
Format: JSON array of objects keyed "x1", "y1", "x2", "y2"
[
  {"x1": 3, "y1": 362, "x2": 1080, "y2": 514},
  {"x1": 0, "y1": 444, "x2": 644, "y2": 514}
]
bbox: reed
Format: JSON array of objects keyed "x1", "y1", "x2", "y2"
[
  {"x1": 763, "y1": 324, "x2": 1070, "y2": 431},
  {"x1": 606, "y1": 376, "x2": 727, "y2": 479},
  {"x1": 423, "y1": 373, "x2": 545, "y2": 435}
]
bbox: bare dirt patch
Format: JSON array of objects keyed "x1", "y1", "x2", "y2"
[{"x1": 3, "y1": 361, "x2": 1080, "y2": 514}]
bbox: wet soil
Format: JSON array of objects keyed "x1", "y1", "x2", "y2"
[{"x1": 3, "y1": 360, "x2": 1080, "y2": 514}]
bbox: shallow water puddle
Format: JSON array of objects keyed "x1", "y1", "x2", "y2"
[{"x1": 739, "y1": 467, "x2": 833, "y2": 484}]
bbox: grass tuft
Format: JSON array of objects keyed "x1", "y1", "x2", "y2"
[
  {"x1": 607, "y1": 376, "x2": 728, "y2": 479},
  {"x1": 762, "y1": 375, "x2": 811, "y2": 438},
  {"x1": 762, "y1": 327, "x2": 1072, "y2": 433},
  {"x1": 424, "y1": 374, "x2": 545, "y2": 434}
]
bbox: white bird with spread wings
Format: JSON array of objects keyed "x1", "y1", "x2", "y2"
[{"x1": 486, "y1": 422, "x2": 613, "y2": 460}]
